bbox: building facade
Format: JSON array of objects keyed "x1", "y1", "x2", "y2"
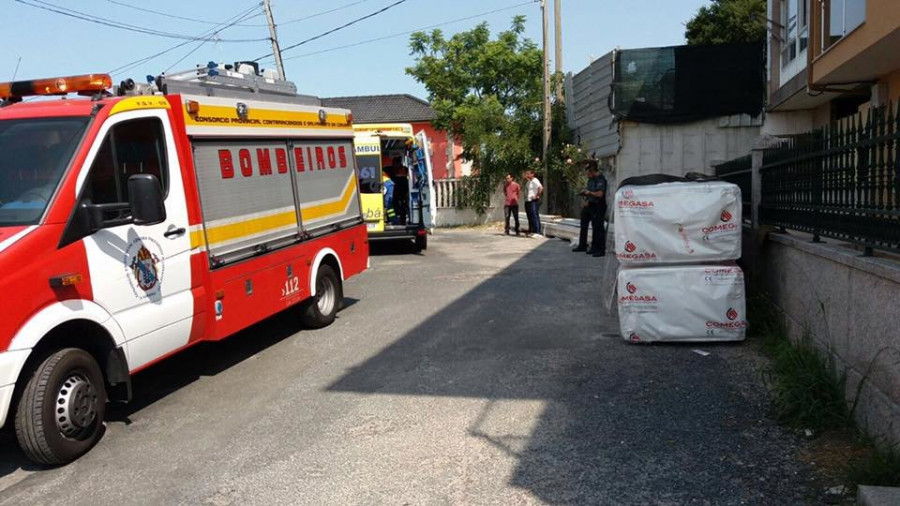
[
  {"x1": 767, "y1": 0, "x2": 900, "y2": 133},
  {"x1": 321, "y1": 94, "x2": 467, "y2": 180}
]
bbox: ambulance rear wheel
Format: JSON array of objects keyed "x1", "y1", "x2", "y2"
[
  {"x1": 414, "y1": 235, "x2": 427, "y2": 251},
  {"x1": 15, "y1": 348, "x2": 106, "y2": 465},
  {"x1": 300, "y1": 265, "x2": 342, "y2": 329}
]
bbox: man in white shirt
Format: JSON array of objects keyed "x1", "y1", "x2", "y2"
[{"x1": 524, "y1": 170, "x2": 543, "y2": 236}]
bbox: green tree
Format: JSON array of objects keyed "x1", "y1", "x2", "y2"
[
  {"x1": 406, "y1": 17, "x2": 545, "y2": 212},
  {"x1": 685, "y1": 0, "x2": 767, "y2": 45}
]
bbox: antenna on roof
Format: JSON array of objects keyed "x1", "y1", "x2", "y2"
[{"x1": 11, "y1": 55, "x2": 22, "y2": 82}]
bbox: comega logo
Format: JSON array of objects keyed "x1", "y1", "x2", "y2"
[
  {"x1": 623, "y1": 189, "x2": 635, "y2": 199},
  {"x1": 721, "y1": 209, "x2": 733, "y2": 222},
  {"x1": 629, "y1": 332, "x2": 642, "y2": 343},
  {"x1": 702, "y1": 222, "x2": 738, "y2": 234},
  {"x1": 706, "y1": 307, "x2": 748, "y2": 329},
  {"x1": 625, "y1": 241, "x2": 636, "y2": 253},
  {"x1": 626, "y1": 282, "x2": 637, "y2": 294}
]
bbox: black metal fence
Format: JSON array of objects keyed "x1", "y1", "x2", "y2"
[
  {"x1": 760, "y1": 103, "x2": 900, "y2": 254},
  {"x1": 714, "y1": 154, "x2": 752, "y2": 223}
]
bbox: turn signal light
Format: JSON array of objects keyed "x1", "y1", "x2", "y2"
[
  {"x1": 0, "y1": 74, "x2": 112, "y2": 100},
  {"x1": 49, "y1": 273, "x2": 84, "y2": 288}
]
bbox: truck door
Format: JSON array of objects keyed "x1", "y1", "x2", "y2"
[
  {"x1": 414, "y1": 131, "x2": 436, "y2": 230},
  {"x1": 354, "y1": 134, "x2": 385, "y2": 233},
  {"x1": 75, "y1": 108, "x2": 193, "y2": 371}
]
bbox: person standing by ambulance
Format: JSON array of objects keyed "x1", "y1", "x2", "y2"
[
  {"x1": 573, "y1": 160, "x2": 608, "y2": 257},
  {"x1": 504, "y1": 173, "x2": 521, "y2": 236},
  {"x1": 524, "y1": 170, "x2": 543, "y2": 236}
]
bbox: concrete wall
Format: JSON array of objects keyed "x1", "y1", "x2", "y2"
[
  {"x1": 617, "y1": 116, "x2": 762, "y2": 178},
  {"x1": 432, "y1": 179, "x2": 504, "y2": 228},
  {"x1": 757, "y1": 232, "x2": 900, "y2": 446}
]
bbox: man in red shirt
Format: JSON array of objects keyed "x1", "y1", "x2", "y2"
[{"x1": 504, "y1": 173, "x2": 521, "y2": 236}]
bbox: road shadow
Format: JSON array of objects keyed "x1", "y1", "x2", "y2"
[
  {"x1": 327, "y1": 239, "x2": 815, "y2": 504},
  {"x1": 0, "y1": 298, "x2": 359, "y2": 475},
  {"x1": 369, "y1": 239, "x2": 422, "y2": 256}
]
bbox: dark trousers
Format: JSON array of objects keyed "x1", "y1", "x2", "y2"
[
  {"x1": 505, "y1": 204, "x2": 520, "y2": 234},
  {"x1": 393, "y1": 178, "x2": 409, "y2": 224},
  {"x1": 525, "y1": 199, "x2": 541, "y2": 234},
  {"x1": 579, "y1": 203, "x2": 607, "y2": 252}
]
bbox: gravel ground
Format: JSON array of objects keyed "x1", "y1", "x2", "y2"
[{"x1": 0, "y1": 228, "x2": 825, "y2": 504}]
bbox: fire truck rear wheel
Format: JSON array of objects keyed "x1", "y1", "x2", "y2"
[
  {"x1": 300, "y1": 265, "x2": 342, "y2": 329},
  {"x1": 15, "y1": 348, "x2": 107, "y2": 465}
]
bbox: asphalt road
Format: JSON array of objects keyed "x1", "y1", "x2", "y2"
[{"x1": 0, "y1": 229, "x2": 819, "y2": 505}]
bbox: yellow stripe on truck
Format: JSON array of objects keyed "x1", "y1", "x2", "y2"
[
  {"x1": 190, "y1": 178, "x2": 358, "y2": 249},
  {"x1": 109, "y1": 96, "x2": 171, "y2": 116},
  {"x1": 184, "y1": 104, "x2": 351, "y2": 131}
]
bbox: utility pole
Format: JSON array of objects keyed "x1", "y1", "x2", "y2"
[
  {"x1": 263, "y1": 0, "x2": 286, "y2": 80},
  {"x1": 541, "y1": 0, "x2": 551, "y2": 211},
  {"x1": 554, "y1": 0, "x2": 563, "y2": 103}
]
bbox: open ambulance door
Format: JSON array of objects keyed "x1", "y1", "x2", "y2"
[
  {"x1": 354, "y1": 134, "x2": 385, "y2": 233},
  {"x1": 414, "y1": 130, "x2": 437, "y2": 231}
]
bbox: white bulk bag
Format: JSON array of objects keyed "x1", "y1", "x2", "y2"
[
  {"x1": 617, "y1": 265, "x2": 747, "y2": 343},
  {"x1": 614, "y1": 180, "x2": 741, "y2": 265}
]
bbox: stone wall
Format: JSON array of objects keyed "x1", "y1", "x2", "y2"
[{"x1": 757, "y1": 231, "x2": 900, "y2": 445}]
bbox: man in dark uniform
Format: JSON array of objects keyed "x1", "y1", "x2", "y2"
[
  {"x1": 573, "y1": 160, "x2": 608, "y2": 257},
  {"x1": 389, "y1": 156, "x2": 410, "y2": 224}
]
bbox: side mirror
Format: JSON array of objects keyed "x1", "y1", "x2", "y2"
[{"x1": 128, "y1": 174, "x2": 166, "y2": 225}]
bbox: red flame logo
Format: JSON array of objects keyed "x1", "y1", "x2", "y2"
[
  {"x1": 623, "y1": 190, "x2": 635, "y2": 198},
  {"x1": 721, "y1": 210, "x2": 733, "y2": 222},
  {"x1": 624, "y1": 241, "x2": 637, "y2": 253},
  {"x1": 629, "y1": 333, "x2": 642, "y2": 343},
  {"x1": 626, "y1": 282, "x2": 637, "y2": 294},
  {"x1": 726, "y1": 307, "x2": 738, "y2": 321}
]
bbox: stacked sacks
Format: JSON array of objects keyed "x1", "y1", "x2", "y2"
[{"x1": 614, "y1": 175, "x2": 747, "y2": 343}]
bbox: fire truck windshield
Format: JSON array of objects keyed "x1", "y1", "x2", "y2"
[{"x1": 0, "y1": 117, "x2": 88, "y2": 226}]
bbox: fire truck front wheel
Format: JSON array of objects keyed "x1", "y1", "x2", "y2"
[
  {"x1": 300, "y1": 264, "x2": 342, "y2": 329},
  {"x1": 14, "y1": 348, "x2": 107, "y2": 465}
]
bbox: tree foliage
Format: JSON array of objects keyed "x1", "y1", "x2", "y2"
[
  {"x1": 406, "y1": 17, "x2": 544, "y2": 212},
  {"x1": 685, "y1": 0, "x2": 767, "y2": 45}
]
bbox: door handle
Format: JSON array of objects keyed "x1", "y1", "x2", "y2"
[{"x1": 164, "y1": 227, "x2": 186, "y2": 238}]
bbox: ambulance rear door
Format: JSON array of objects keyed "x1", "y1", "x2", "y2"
[
  {"x1": 354, "y1": 134, "x2": 384, "y2": 233},
  {"x1": 414, "y1": 131, "x2": 436, "y2": 230}
]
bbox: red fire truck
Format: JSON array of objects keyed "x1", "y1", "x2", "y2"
[{"x1": 0, "y1": 63, "x2": 369, "y2": 464}]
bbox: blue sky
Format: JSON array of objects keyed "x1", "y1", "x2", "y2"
[{"x1": 3, "y1": 0, "x2": 711, "y2": 99}]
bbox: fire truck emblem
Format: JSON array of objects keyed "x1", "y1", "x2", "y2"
[
  {"x1": 726, "y1": 307, "x2": 738, "y2": 321},
  {"x1": 124, "y1": 237, "x2": 165, "y2": 298},
  {"x1": 626, "y1": 282, "x2": 637, "y2": 294},
  {"x1": 720, "y1": 210, "x2": 733, "y2": 222},
  {"x1": 130, "y1": 245, "x2": 160, "y2": 291},
  {"x1": 624, "y1": 241, "x2": 637, "y2": 253}
]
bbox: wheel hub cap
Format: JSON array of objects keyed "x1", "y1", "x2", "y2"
[
  {"x1": 317, "y1": 277, "x2": 334, "y2": 314},
  {"x1": 55, "y1": 374, "x2": 98, "y2": 438}
]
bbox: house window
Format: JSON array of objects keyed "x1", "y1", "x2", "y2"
[
  {"x1": 822, "y1": 0, "x2": 866, "y2": 52},
  {"x1": 781, "y1": 0, "x2": 809, "y2": 68}
]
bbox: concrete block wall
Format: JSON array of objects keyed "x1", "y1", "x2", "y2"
[{"x1": 759, "y1": 232, "x2": 900, "y2": 445}]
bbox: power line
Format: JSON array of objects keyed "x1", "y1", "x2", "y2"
[
  {"x1": 280, "y1": 0, "x2": 372, "y2": 26},
  {"x1": 107, "y1": 4, "x2": 264, "y2": 76},
  {"x1": 263, "y1": 1, "x2": 535, "y2": 63},
  {"x1": 15, "y1": 0, "x2": 268, "y2": 42},
  {"x1": 103, "y1": 0, "x2": 265, "y2": 26},
  {"x1": 163, "y1": 8, "x2": 265, "y2": 73},
  {"x1": 252, "y1": 0, "x2": 409, "y2": 62},
  {"x1": 104, "y1": 0, "x2": 372, "y2": 28}
]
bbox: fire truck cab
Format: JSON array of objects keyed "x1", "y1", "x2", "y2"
[{"x1": 0, "y1": 64, "x2": 369, "y2": 464}]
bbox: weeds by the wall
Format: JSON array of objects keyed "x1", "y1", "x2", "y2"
[
  {"x1": 848, "y1": 442, "x2": 900, "y2": 487},
  {"x1": 748, "y1": 294, "x2": 900, "y2": 487},
  {"x1": 748, "y1": 295, "x2": 850, "y2": 430}
]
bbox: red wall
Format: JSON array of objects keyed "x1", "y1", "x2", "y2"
[{"x1": 411, "y1": 121, "x2": 461, "y2": 180}]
